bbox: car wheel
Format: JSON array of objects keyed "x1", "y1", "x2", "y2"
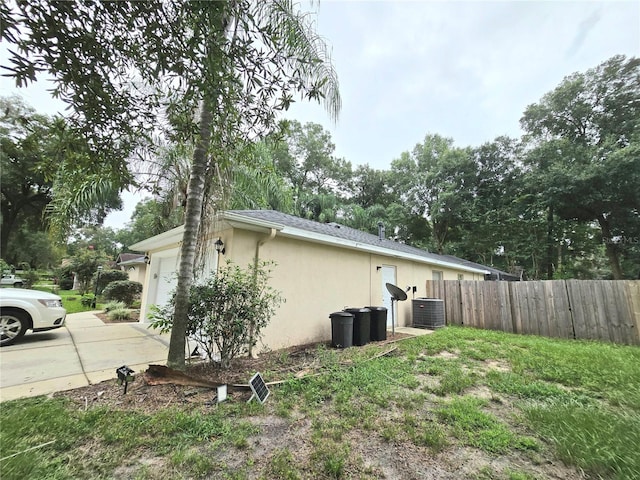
[
  {"x1": 13, "y1": 282, "x2": 23, "y2": 288},
  {"x1": 0, "y1": 309, "x2": 28, "y2": 346}
]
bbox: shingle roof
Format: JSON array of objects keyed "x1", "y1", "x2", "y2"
[
  {"x1": 228, "y1": 210, "x2": 494, "y2": 274},
  {"x1": 116, "y1": 253, "x2": 146, "y2": 265}
]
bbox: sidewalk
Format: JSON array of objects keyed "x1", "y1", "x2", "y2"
[{"x1": 0, "y1": 312, "x2": 170, "y2": 402}]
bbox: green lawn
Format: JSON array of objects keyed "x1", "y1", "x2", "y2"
[
  {"x1": 1, "y1": 327, "x2": 638, "y2": 479},
  {"x1": 32, "y1": 286, "x2": 103, "y2": 313}
]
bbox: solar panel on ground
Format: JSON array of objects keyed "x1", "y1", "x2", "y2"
[{"x1": 249, "y1": 372, "x2": 270, "y2": 403}]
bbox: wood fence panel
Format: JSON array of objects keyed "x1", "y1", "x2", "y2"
[
  {"x1": 509, "y1": 282, "x2": 523, "y2": 335},
  {"x1": 424, "y1": 279, "x2": 639, "y2": 345},
  {"x1": 460, "y1": 281, "x2": 479, "y2": 327},
  {"x1": 544, "y1": 281, "x2": 573, "y2": 339},
  {"x1": 592, "y1": 281, "x2": 613, "y2": 342},
  {"x1": 475, "y1": 281, "x2": 488, "y2": 330},
  {"x1": 607, "y1": 280, "x2": 638, "y2": 345},
  {"x1": 497, "y1": 281, "x2": 513, "y2": 333},
  {"x1": 534, "y1": 281, "x2": 550, "y2": 338},
  {"x1": 475, "y1": 281, "x2": 488, "y2": 329},
  {"x1": 425, "y1": 280, "x2": 445, "y2": 300},
  {"x1": 566, "y1": 280, "x2": 588, "y2": 340},
  {"x1": 625, "y1": 281, "x2": 640, "y2": 345},
  {"x1": 478, "y1": 282, "x2": 500, "y2": 330},
  {"x1": 602, "y1": 281, "x2": 623, "y2": 344},
  {"x1": 511, "y1": 282, "x2": 538, "y2": 336},
  {"x1": 567, "y1": 281, "x2": 599, "y2": 341},
  {"x1": 445, "y1": 281, "x2": 463, "y2": 326}
]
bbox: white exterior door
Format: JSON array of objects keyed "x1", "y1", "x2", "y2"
[{"x1": 381, "y1": 265, "x2": 396, "y2": 327}]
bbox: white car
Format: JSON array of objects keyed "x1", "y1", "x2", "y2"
[
  {"x1": 1, "y1": 274, "x2": 25, "y2": 288},
  {"x1": 0, "y1": 289, "x2": 66, "y2": 346}
]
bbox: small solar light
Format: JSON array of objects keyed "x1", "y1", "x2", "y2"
[
  {"x1": 248, "y1": 372, "x2": 270, "y2": 404},
  {"x1": 116, "y1": 365, "x2": 135, "y2": 394}
]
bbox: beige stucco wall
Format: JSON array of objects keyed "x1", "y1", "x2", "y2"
[
  {"x1": 218, "y1": 229, "x2": 483, "y2": 351},
  {"x1": 123, "y1": 264, "x2": 146, "y2": 284},
  {"x1": 138, "y1": 226, "x2": 484, "y2": 351}
]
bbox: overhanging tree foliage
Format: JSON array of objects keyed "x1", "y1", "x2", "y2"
[
  {"x1": 521, "y1": 55, "x2": 640, "y2": 279},
  {"x1": 3, "y1": 0, "x2": 340, "y2": 368}
]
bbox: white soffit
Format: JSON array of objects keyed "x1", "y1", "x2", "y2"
[{"x1": 129, "y1": 224, "x2": 185, "y2": 252}]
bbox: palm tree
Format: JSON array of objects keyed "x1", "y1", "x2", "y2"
[
  {"x1": 2, "y1": 0, "x2": 340, "y2": 368},
  {"x1": 167, "y1": 0, "x2": 341, "y2": 368}
]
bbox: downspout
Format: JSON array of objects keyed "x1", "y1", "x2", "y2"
[{"x1": 248, "y1": 228, "x2": 277, "y2": 358}]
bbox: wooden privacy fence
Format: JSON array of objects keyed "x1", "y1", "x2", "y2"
[{"x1": 425, "y1": 280, "x2": 640, "y2": 345}]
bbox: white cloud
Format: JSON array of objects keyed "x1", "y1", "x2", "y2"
[
  {"x1": 2, "y1": 1, "x2": 638, "y2": 175},
  {"x1": 286, "y1": 0, "x2": 639, "y2": 167}
]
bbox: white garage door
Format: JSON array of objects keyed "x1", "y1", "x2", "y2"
[{"x1": 154, "y1": 256, "x2": 179, "y2": 307}]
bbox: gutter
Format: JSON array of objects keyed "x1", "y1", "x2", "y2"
[{"x1": 249, "y1": 227, "x2": 278, "y2": 358}]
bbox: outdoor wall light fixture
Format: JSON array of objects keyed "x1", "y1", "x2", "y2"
[
  {"x1": 215, "y1": 238, "x2": 226, "y2": 255},
  {"x1": 144, "y1": 254, "x2": 150, "y2": 264}
]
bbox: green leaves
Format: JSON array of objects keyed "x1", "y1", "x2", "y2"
[
  {"x1": 522, "y1": 55, "x2": 640, "y2": 278},
  {"x1": 150, "y1": 261, "x2": 283, "y2": 369}
]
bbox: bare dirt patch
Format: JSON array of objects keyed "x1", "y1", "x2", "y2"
[{"x1": 56, "y1": 337, "x2": 409, "y2": 411}]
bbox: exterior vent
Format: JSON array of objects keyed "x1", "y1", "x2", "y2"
[{"x1": 412, "y1": 298, "x2": 445, "y2": 329}]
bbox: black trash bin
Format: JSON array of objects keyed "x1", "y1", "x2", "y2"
[
  {"x1": 330, "y1": 311, "x2": 354, "y2": 348},
  {"x1": 366, "y1": 306, "x2": 388, "y2": 341},
  {"x1": 345, "y1": 308, "x2": 371, "y2": 346}
]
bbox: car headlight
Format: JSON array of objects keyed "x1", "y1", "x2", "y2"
[{"x1": 38, "y1": 299, "x2": 63, "y2": 308}]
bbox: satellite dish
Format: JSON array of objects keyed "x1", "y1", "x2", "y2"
[
  {"x1": 386, "y1": 283, "x2": 407, "y2": 301},
  {"x1": 385, "y1": 283, "x2": 407, "y2": 336}
]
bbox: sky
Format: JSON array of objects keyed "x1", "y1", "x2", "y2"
[{"x1": 1, "y1": 0, "x2": 638, "y2": 228}]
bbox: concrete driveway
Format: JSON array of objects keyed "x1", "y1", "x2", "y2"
[{"x1": 0, "y1": 312, "x2": 170, "y2": 402}]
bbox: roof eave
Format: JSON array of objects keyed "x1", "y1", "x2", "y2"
[
  {"x1": 128, "y1": 212, "x2": 489, "y2": 275},
  {"x1": 129, "y1": 224, "x2": 185, "y2": 252},
  {"x1": 277, "y1": 226, "x2": 490, "y2": 275}
]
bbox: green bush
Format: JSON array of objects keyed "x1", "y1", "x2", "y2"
[
  {"x1": 21, "y1": 270, "x2": 39, "y2": 288},
  {"x1": 80, "y1": 294, "x2": 95, "y2": 307},
  {"x1": 103, "y1": 300, "x2": 127, "y2": 313},
  {"x1": 95, "y1": 269, "x2": 129, "y2": 294},
  {"x1": 59, "y1": 277, "x2": 74, "y2": 290},
  {"x1": 107, "y1": 307, "x2": 132, "y2": 321},
  {"x1": 103, "y1": 280, "x2": 142, "y2": 307},
  {"x1": 149, "y1": 261, "x2": 282, "y2": 369}
]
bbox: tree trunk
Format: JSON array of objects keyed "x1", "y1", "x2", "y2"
[
  {"x1": 546, "y1": 205, "x2": 554, "y2": 279},
  {"x1": 597, "y1": 214, "x2": 624, "y2": 280},
  {"x1": 167, "y1": 100, "x2": 214, "y2": 369}
]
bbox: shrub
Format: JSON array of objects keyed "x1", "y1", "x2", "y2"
[
  {"x1": 103, "y1": 280, "x2": 142, "y2": 306},
  {"x1": 149, "y1": 261, "x2": 283, "y2": 369},
  {"x1": 107, "y1": 307, "x2": 132, "y2": 321},
  {"x1": 95, "y1": 269, "x2": 129, "y2": 294},
  {"x1": 80, "y1": 294, "x2": 95, "y2": 307},
  {"x1": 68, "y1": 252, "x2": 106, "y2": 294},
  {"x1": 59, "y1": 277, "x2": 74, "y2": 290},
  {"x1": 103, "y1": 300, "x2": 127, "y2": 313},
  {"x1": 21, "y1": 270, "x2": 39, "y2": 288}
]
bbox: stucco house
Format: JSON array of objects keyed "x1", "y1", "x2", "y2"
[
  {"x1": 115, "y1": 253, "x2": 147, "y2": 284},
  {"x1": 130, "y1": 210, "x2": 491, "y2": 351}
]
